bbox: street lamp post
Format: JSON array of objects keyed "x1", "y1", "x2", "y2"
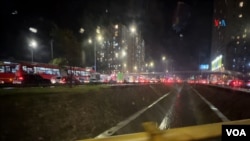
[
  {"x1": 51, "y1": 39, "x2": 54, "y2": 59},
  {"x1": 28, "y1": 27, "x2": 37, "y2": 63},
  {"x1": 162, "y1": 56, "x2": 166, "y2": 72},
  {"x1": 89, "y1": 35, "x2": 102, "y2": 72},
  {"x1": 130, "y1": 25, "x2": 136, "y2": 73},
  {"x1": 94, "y1": 39, "x2": 97, "y2": 72},
  {"x1": 150, "y1": 61, "x2": 154, "y2": 72},
  {"x1": 29, "y1": 40, "x2": 37, "y2": 63}
]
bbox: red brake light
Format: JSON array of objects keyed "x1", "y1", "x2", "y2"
[{"x1": 18, "y1": 76, "x2": 24, "y2": 80}]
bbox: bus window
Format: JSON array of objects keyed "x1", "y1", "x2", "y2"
[{"x1": 0, "y1": 66, "x2": 4, "y2": 73}]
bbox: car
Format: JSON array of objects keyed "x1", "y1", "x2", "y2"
[
  {"x1": 228, "y1": 79, "x2": 245, "y2": 88},
  {"x1": 63, "y1": 76, "x2": 81, "y2": 84},
  {"x1": 50, "y1": 76, "x2": 66, "y2": 84}
]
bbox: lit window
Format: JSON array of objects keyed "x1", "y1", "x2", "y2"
[
  {"x1": 236, "y1": 41, "x2": 240, "y2": 44},
  {"x1": 238, "y1": 14, "x2": 243, "y2": 18},
  {"x1": 239, "y1": 2, "x2": 244, "y2": 7}
]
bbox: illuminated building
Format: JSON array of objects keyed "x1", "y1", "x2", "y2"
[
  {"x1": 211, "y1": 0, "x2": 250, "y2": 73},
  {"x1": 96, "y1": 24, "x2": 145, "y2": 73}
]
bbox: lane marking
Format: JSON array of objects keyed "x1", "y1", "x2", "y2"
[
  {"x1": 159, "y1": 104, "x2": 173, "y2": 130},
  {"x1": 191, "y1": 87, "x2": 230, "y2": 122},
  {"x1": 96, "y1": 91, "x2": 171, "y2": 138},
  {"x1": 159, "y1": 85, "x2": 183, "y2": 130}
]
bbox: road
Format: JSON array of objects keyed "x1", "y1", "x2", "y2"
[
  {"x1": 97, "y1": 83, "x2": 229, "y2": 137},
  {"x1": 1, "y1": 83, "x2": 250, "y2": 141}
]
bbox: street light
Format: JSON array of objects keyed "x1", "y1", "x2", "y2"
[
  {"x1": 130, "y1": 25, "x2": 136, "y2": 72},
  {"x1": 28, "y1": 27, "x2": 37, "y2": 62},
  {"x1": 130, "y1": 26, "x2": 136, "y2": 33},
  {"x1": 150, "y1": 61, "x2": 154, "y2": 72},
  {"x1": 51, "y1": 39, "x2": 54, "y2": 59},
  {"x1": 29, "y1": 39, "x2": 37, "y2": 62},
  {"x1": 162, "y1": 56, "x2": 166, "y2": 72},
  {"x1": 29, "y1": 27, "x2": 37, "y2": 33},
  {"x1": 150, "y1": 62, "x2": 154, "y2": 67},
  {"x1": 29, "y1": 27, "x2": 54, "y2": 60},
  {"x1": 89, "y1": 35, "x2": 103, "y2": 72}
]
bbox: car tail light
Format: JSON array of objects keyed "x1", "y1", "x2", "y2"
[{"x1": 18, "y1": 76, "x2": 24, "y2": 80}]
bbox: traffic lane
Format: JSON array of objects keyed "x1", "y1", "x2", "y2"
[
  {"x1": 193, "y1": 85, "x2": 250, "y2": 120},
  {"x1": 170, "y1": 84, "x2": 224, "y2": 129},
  {"x1": 102, "y1": 84, "x2": 223, "y2": 137}
]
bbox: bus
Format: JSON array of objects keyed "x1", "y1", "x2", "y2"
[
  {"x1": 64, "y1": 66, "x2": 94, "y2": 83},
  {"x1": 0, "y1": 60, "x2": 95, "y2": 85},
  {"x1": 13, "y1": 61, "x2": 61, "y2": 84},
  {"x1": 0, "y1": 62, "x2": 18, "y2": 84}
]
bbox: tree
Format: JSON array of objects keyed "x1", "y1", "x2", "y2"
[
  {"x1": 50, "y1": 27, "x2": 83, "y2": 87},
  {"x1": 50, "y1": 27, "x2": 82, "y2": 66},
  {"x1": 49, "y1": 57, "x2": 68, "y2": 77}
]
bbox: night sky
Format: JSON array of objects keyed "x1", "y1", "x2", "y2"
[{"x1": 1, "y1": 0, "x2": 213, "y2": 71}]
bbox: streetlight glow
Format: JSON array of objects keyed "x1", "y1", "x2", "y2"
[
  {"x1": 89, "y1": 34, "x2": 103, "y2": 72},
  {"x1": 79, "y1": 28, "x2": 85, "y2": 34},
  {"x1": 29, "y1": 40, "x2": 37, "y2": 48},
  {"x1": 29, "y1": 39, "x2": 37, "y2": 62},
  {"x1": 115, "y1": 24, "x2": 118, "y2": 29},
  {"x1": 88, "y1": 38, "x2": 92, "y2": 44},
  {"x1": 121, "y1": 50, "x2": 126, "y2": 57},
  {"x1": 134, "y1": 66, "x2": 137, "y2": 70},
  {"x1": 96, "y1": 35, "x2": 103, "y2": 41},
  {"x1": 150, "y1": 62, "x2": 154, "y2": 67},
  {"x1": 162, "y1": 56, "x2": 166, "y2": 61},
  {"x1": 29, "y1": 27, "x2": 37, "y2": 33},
  {"x1": 130, "y1": 26, "x2": 136, "y2": 33}
]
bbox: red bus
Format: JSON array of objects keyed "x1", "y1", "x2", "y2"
[
  {"x1": 0, "y1": 62, "x2": 18, "y2": 84},
  {"x1": 1, "y1": 60, "x2": 94, "y2": 85},
  {"x1": 13, "y1": 61, "x2": 61, "y2": 84},
  {"x1": 64, "y1": 66, "x2": 94, "y2": 83}
]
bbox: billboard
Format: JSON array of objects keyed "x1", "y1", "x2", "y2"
[
  {"x1": 211, "y1": 55, "x2": 222, "y2": 71},
  {"x1": 199, "y1": 64, "x2": 209, "y2": 70}
]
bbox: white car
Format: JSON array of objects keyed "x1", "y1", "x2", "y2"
[{"x1": 50, "y1": 76, "x2": 66, "y2": 84}]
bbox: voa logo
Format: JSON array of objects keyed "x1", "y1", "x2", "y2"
[
  {"x1": 214, "y1": 19, "x2": 226, "y2": 27},
  {"x1": 226, "y1": 129, "x2": 246, "y2": 136}
]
